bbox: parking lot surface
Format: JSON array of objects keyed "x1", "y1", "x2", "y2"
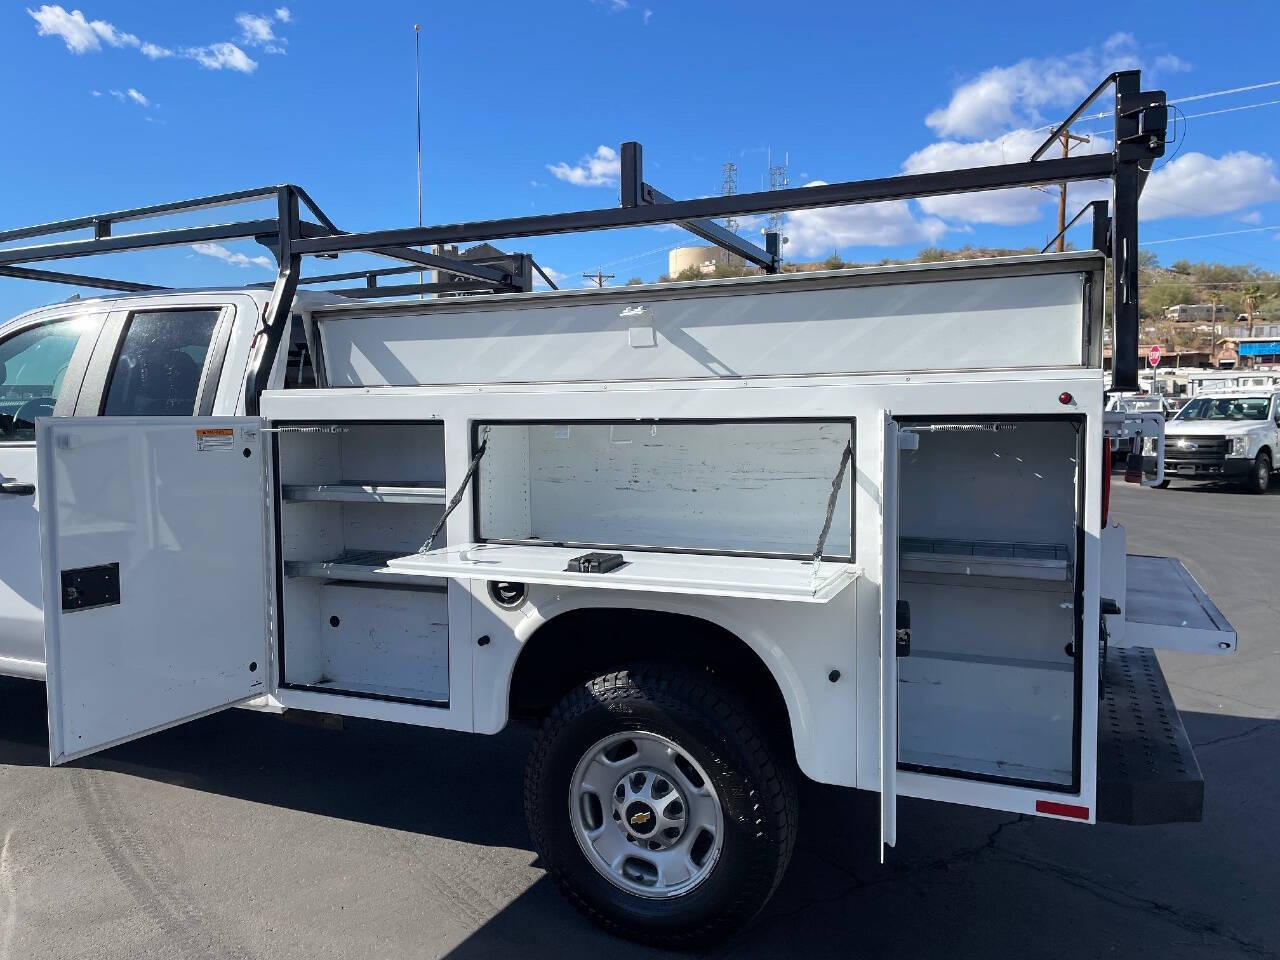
[{"x1": 1, "y1": 481, "x2": 1277, "y2": 960}]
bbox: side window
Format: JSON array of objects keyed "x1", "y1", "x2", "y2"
[
  {"x1": 0, "y1": 317, "x2": 90, "y2": 442},
  {"x1": 283, "y1": 314, "x2": 316, "y2": 389},
  {"x1": 102, "y1": 310, "x2": 221, "y2": 416}
]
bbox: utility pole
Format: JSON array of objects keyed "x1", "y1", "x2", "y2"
[
  {"x1": 583, "y1": 269, "x2": 614, "y2": 288},
  {"x1": 1055, "y1": 131, "x2": 1091, "y2": 252}
]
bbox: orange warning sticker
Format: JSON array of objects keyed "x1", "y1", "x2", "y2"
[{"x1": 196, "y1": 427, "x2": 234, "y2": 452}]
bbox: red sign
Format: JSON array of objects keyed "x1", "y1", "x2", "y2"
[{"x1": 1148, "y1": 344, "x2": 1162, "y2": 367}]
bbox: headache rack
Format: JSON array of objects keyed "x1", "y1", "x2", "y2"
[{"x1": 0, "y1": 71, "x2": 1167, "y2": 410}]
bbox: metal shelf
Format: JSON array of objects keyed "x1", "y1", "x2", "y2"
[
  {"x1": 284, "y1": 549, "x2": 447, "y2": 588},
  {"x1": 900, "y1": 537, "x2": 1071, "y2": 583},
  {"x1": 281, "y1": 483, "x2": 446, "y2": 505}
]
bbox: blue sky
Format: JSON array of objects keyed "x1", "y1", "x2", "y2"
[{"x1": 2, "y1": 1, "x2": 1279, "y2": 316}]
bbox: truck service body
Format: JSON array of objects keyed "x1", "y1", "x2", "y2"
[{"x1": 0, "y1": 71, "x2": 1241, "y2": 946}]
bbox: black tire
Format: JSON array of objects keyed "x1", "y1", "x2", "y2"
[
  {"x1": 525, "y1": 663, "x2": 798, "y2": 948},
  {"x1": 1246, "y1": 451, "x2": 1271, "y2": 494},
  {"x1": 1154, "y1": 479, "x2": 1171, "y2": 489}
]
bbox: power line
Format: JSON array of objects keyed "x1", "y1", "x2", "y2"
[
  {"x1": 583, "y1": 268, "x2": 615, "y2": 287},
  {"x1": 1036, "y1": 79, "x2": 1280, "y2": 134},
  {"x1": 1178, "y1": 98, "x2": 1280, "y2": 121},
  {"x1": 1141, "y1": 225, "x2": 1280, "y2": 245},
  {"x1": 1169, "y1": 79, "x2": 1280, "y2": 104}
]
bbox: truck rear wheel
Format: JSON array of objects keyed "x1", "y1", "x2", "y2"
[
  {"x1": 1247, "y1": 451, "x2": 1271, "y2": 494},
  {"x1": 524, "y1": 663, "x2": 797, "y2": 948}
]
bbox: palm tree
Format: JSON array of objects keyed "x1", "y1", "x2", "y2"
[{"x1": 1241, "y1": 284, "x2": 1272, "y2": 339}]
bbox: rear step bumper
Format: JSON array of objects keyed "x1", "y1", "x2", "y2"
[{"x1": 1097, "y1": 646, "x2": 1204, "y2": 825}]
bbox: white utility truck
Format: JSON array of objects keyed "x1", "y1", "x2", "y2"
[
  {"x1": 1146, "y1": 388, "x2": 1280, "y2": 492},
  {"x1": 0, "y1": 72, "x2": 1239, "y2": 948}
]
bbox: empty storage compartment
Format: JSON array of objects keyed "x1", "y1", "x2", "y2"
[
  {"x1": 475, "y1": 420, "x2": 853, "y2": 558},
  {"x1": 896, "y1": 417, "x2": 1083, "y2": 789},
  {"x1": 280, "y1": 581, "x2": 449, "y2": 704},
  {"x1": 275, "y1": 422, "x2": 452, "y2": 704}
]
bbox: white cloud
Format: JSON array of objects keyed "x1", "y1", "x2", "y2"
[
  {"x1": 236, "y1": 12, "x2": 284, "y2": 51},
  {"x1": 591, "y1": 0, "x2": 631, "y2": 10},
  {"x1": 1141, "y1": 152, "x2": 1280, "y2": 220},
  {"x1": 903, "y1": 128, "x2": 1112, "y2": 226},
  {"x1": 29, "y1": 6, "x2": 266, "y2": 73},
  {"x1": 923, "y1": 34, "x2": 1185, "y2": 139},
  {"x1": 643, "y1": 8, "x2": 653, "y2": 24},
  {"x1": 90, "y1": 88, "x2": 100, "y2": 96},
  {"x1": 107, "y1": 87, "x2": 148, "y2": 107},
  {"x1": 184, "y1": 42, "x2": 257, "y2": 72},
  {"x1": 274, "y1": 7, "x2": 291, "y2": 22},
  {"x1": 1154, "y1": 53, "x2": 1191, "y2": 73},
  {"x1": 533, "y1": 265, "x2": 567, "y2": 290},
  {"x1": 28, "y1": 5, "x2": 139, "y2": 53},
  {"x1": 547, "y1": 145, "x2": 621, "y2": 187},
  {"x1": 192, "y1": 242, "x2": 274, "y2": 269},
  {"x1": 1238, "y1": 210, "x2": 1263, "y2": 225},
  {"x1": 783, "y1": 182, "x2": 948, "y2": 257}
]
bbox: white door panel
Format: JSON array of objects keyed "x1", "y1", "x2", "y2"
[
  {"x1": 40, "y1": 417, "x2": 270, "y2": 763},
  {"x1": 0, "y1": 445, "x2": 44, "y2": 671},
  {"x1": 879, "y1": 411, "x2": 899, "y2": 855}
]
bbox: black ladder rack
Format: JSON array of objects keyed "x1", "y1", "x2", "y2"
[{"x1": 0, "y1": 70, "x2": 1167, "y2": 404}]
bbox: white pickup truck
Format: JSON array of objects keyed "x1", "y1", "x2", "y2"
[
  {"x1": 0, "y1": 72, "x2": 1244, "y2": 947},
  {"x1": 1146, "y1": 389, "x2": 1280, "y2": 493}
]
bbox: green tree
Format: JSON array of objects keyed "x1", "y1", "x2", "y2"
[
  {"x1": 675, "y1": 265, "x2": 705, "y2": 282},
  {"x1": 625, "y1": 276, "x2": 644, "y2": 285},
  {"x1": 822, "y1": 251, "x2": 845, "y2": 271}
]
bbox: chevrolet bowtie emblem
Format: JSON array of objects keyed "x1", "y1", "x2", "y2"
[{"x1": 630, "y1": 810, "x2": 653, "y2": 826}]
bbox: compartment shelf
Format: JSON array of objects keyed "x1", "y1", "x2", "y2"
[
  {"x1": 900, "y1": 537, "x2": 1071, "y2": 583},
  {"x1": 284, "y1": 549, "x2": 448, "y2": 588},
  {"x1": 282, "y1": 483, "x2": 446, "y2": 504}
]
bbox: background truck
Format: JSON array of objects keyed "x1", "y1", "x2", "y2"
[
  {"x1": 0, "y1": 71, "x2": 1240, "y2": 948},
  {"x1": 1146, "y1": 389, "x2": 1280, "y2": 492}
]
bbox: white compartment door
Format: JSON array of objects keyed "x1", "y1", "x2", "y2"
[
  {"x1": 39, "y1": 417, "x2": 271, "y2": 765},
  {"x1": 880, "y1": 411, "x2": 900, "y2": 855}
]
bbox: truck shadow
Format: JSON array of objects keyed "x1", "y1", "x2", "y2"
[{"x1": 1, "y1": 676, "x2": 1276, "y2": 958}]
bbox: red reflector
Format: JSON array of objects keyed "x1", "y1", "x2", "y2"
[
  {"x1": 1036, "y1": 800, "x2": 1090, "y2": 820},
  {"x1": 1058, "y1": 391, "x2": 1074, "y2": 405}
]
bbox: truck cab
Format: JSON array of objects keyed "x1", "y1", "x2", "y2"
[
  {"x1": 1147, "y1": 389, "x2": 1280, "y2": 493},
  {"x1": 0, "y1": 288, "x2": 321, "y2": 678}
]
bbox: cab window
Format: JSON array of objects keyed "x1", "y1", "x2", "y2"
[
  {"x1": 101, "y1": 310, "x2": 220, "y2": 416},
  {"x1": 0, "y1": 317, "x2": 92, "y2": 442}
]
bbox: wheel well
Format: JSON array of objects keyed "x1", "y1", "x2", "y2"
[{"x1": 508, "y1": 608, "x2": 794, "y2": 753}]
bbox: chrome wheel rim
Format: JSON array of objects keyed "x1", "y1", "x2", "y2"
[{"x1": 569, "y1": 730, "x2": 724, "y2": 899}]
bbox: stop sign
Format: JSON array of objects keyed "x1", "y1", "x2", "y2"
[{"x1": 1149, "y1": 344, "x2": 1162, "y2": 367}]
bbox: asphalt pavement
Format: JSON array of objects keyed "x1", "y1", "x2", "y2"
[{"x1": 0, "y1": 478, "x2": 1276, "y2": 959}]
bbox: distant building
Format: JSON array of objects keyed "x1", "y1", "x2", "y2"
[
  {"x1": 1215, "y1": 336, "x2": 1280, "y2": 368},
  {"x1": 668, "y1": 245, "x2": 746, "y2": 277}
]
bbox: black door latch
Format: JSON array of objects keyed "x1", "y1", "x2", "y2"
[{"x1": 895, "y1": 599, "x2": 911, "y2": 657}]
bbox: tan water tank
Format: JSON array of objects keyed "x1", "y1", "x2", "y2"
[{"x1": 668, "y1": 245, "x2": 745, "y2": 277}]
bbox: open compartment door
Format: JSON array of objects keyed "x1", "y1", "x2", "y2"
[
  {"x1": 879, "y1": 411, "x2": 900, "y2": 855},
  {"x1": 38, "y1": 417, "x2": 271, "y2": 765}
]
